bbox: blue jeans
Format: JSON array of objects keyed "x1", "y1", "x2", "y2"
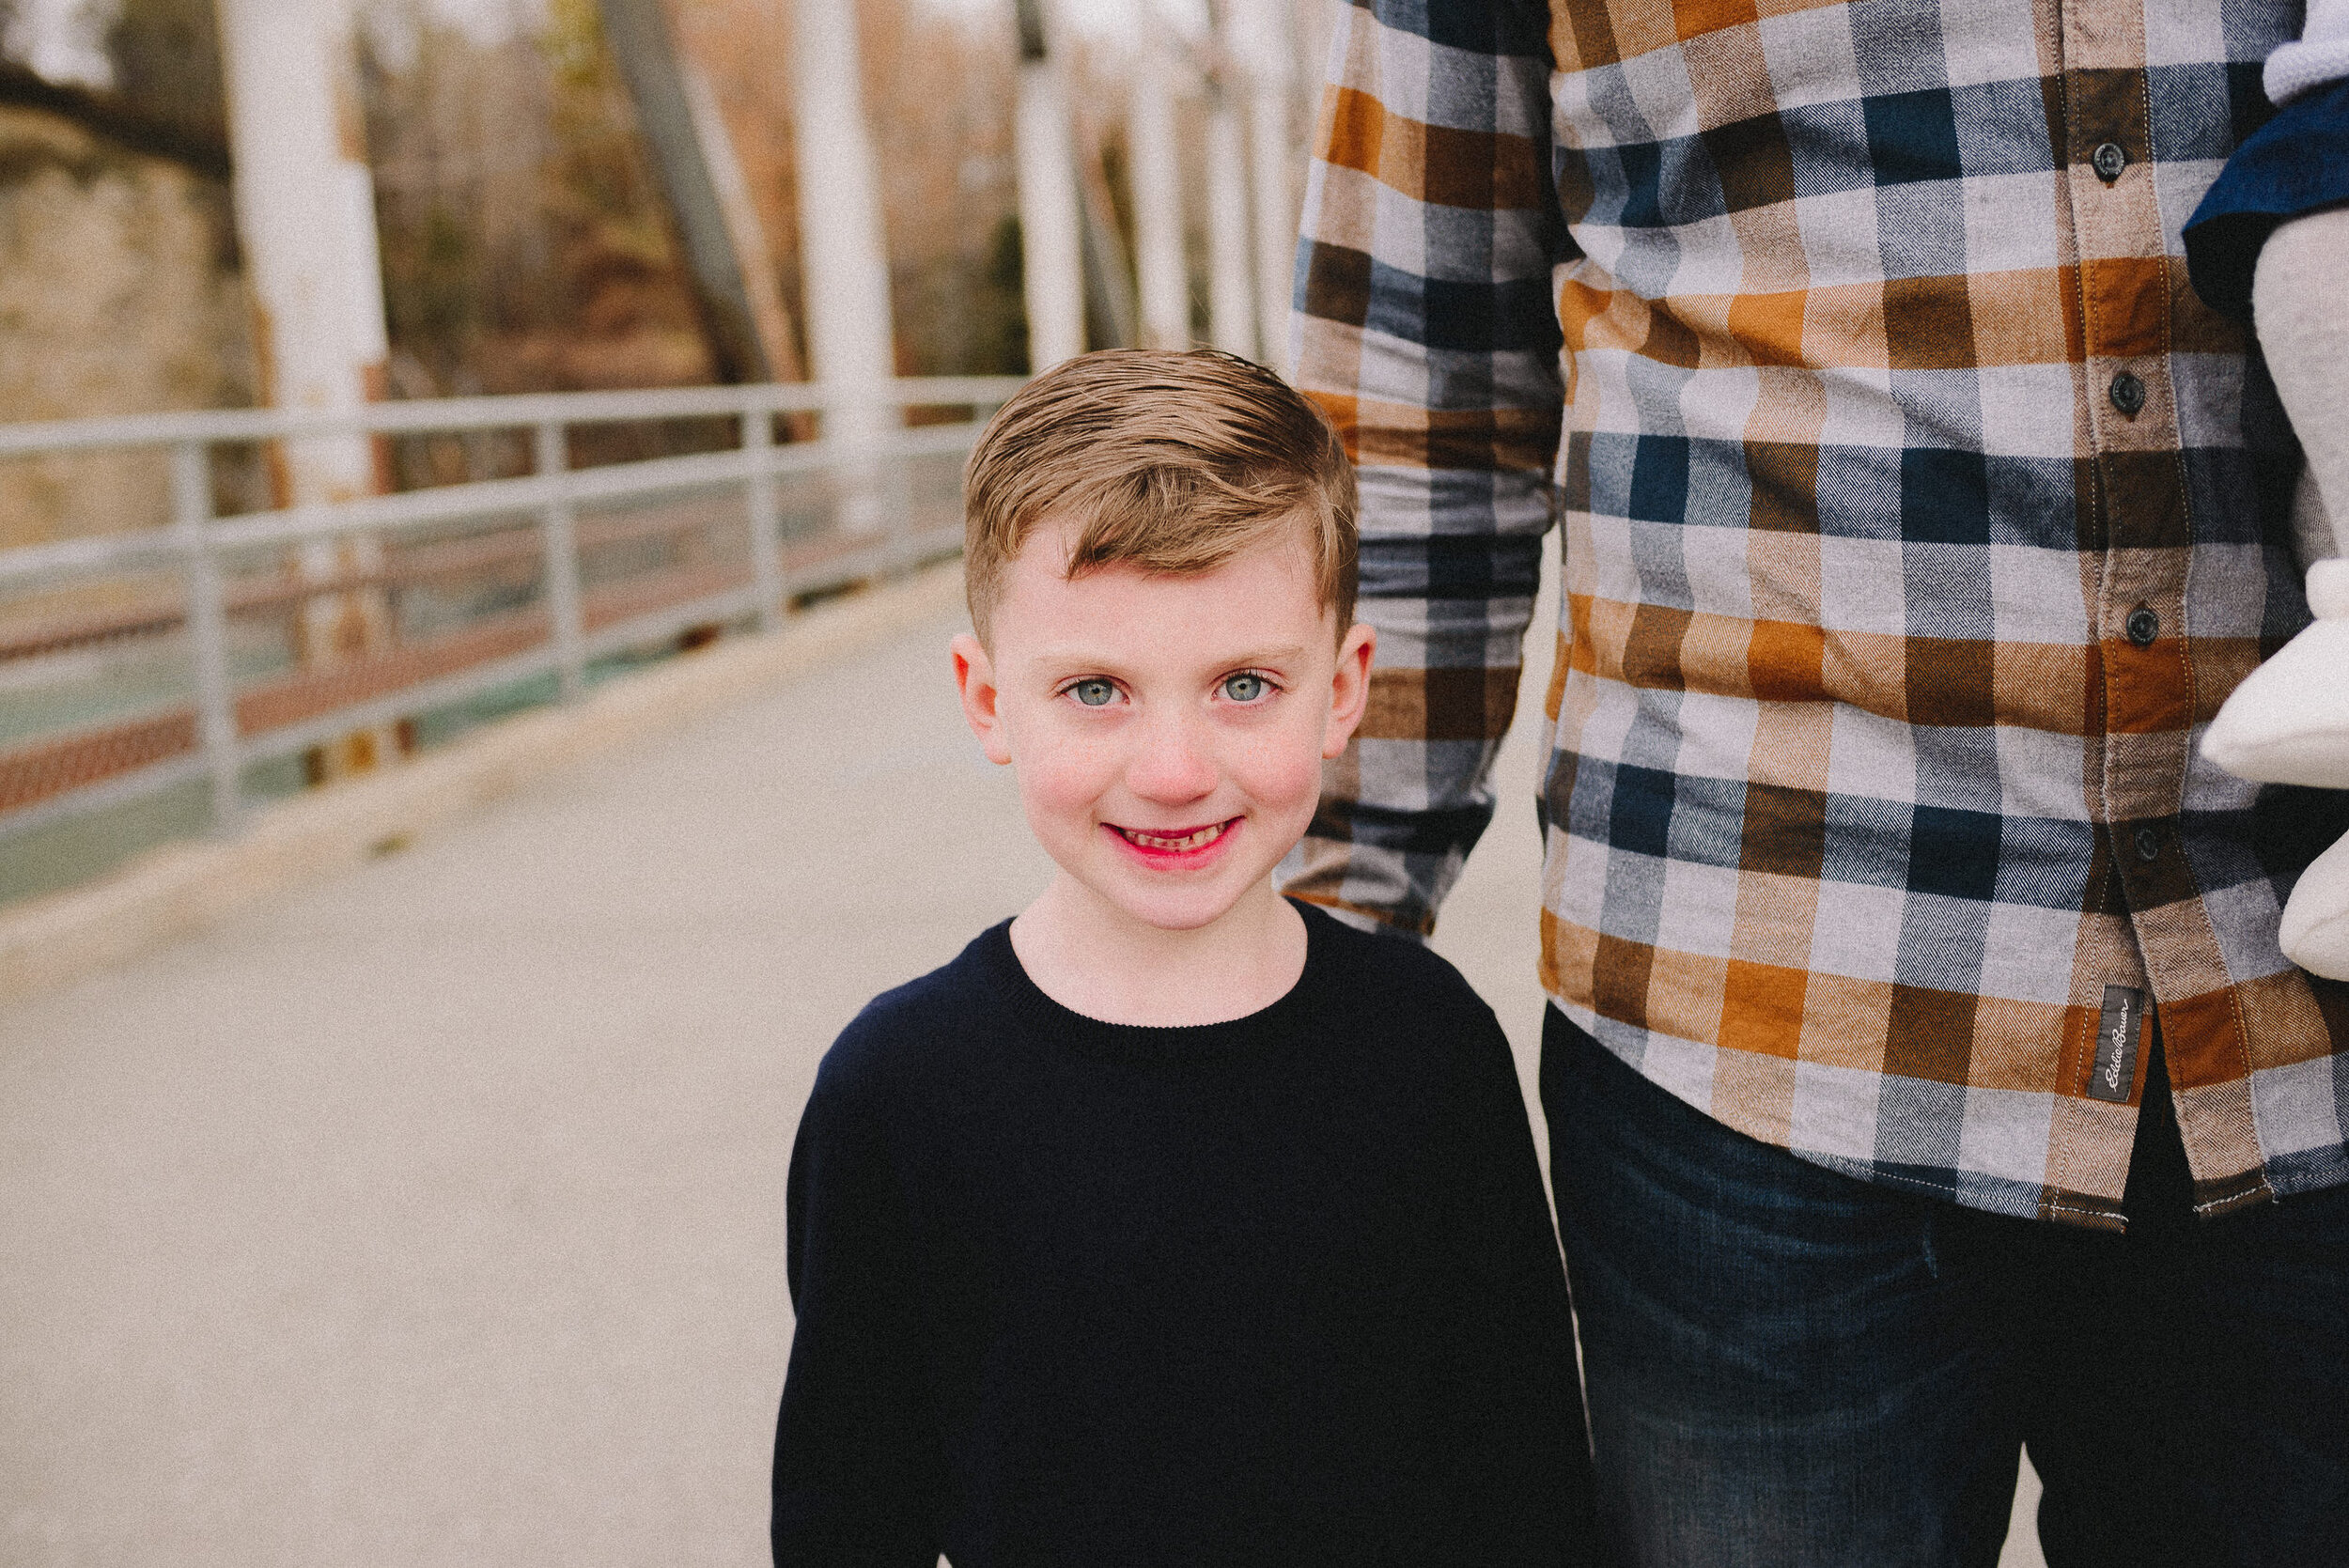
[{"x1": 1540, "y1": 1007, "x2": 2349, "y2": 1568}]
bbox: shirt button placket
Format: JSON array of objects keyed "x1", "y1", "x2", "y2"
[{"x1": 2070, "y1": 54, "x2": 2190, "y2": 996}]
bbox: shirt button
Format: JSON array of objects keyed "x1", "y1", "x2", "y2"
[
  {"x1": 2125, "y1": 607, "x2": 2160, "y2": 646},
  {"x1": 2092, "y1": 141, "x2": 2128, "y2": 182},
  {"x1": 2109, "y1": 371, "x2": 2146, "y2": 417},
  {"x1": 2134, "y1": 826, "x2": 2161, "y2": 862}
]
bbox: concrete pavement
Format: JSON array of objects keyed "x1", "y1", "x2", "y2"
[{"x1": 0, "y1": 563, "x2": 2043, "y2": 1564}]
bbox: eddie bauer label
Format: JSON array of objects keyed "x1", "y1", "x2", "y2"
[{"x1": 2089, "y1": 986, "x2": 2144, "y2": 1104}]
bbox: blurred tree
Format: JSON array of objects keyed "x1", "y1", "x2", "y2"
[
  {"x1": 340, "y1": 0, "x2": 1041, "y2": 402},
  {"x1": 540, "y1": 0, "x2": 698, "y2": 326},
  {"x1": 101, "y1": 0, "x2": 223, "y2": 147},
  {"x1": 402, "y1": 200, "x2": 478, "y2": 366},
  {"x1": 847, "y1": 0, "x2": 1023, "y2": 374},
  {"x1": 362, "y1": 0, "x2": 711, "y2": 398},
  {"x1": 978, "y1": 212, "x2": 1025, "y2": 374}
]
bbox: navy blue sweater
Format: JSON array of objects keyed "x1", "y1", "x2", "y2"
[{"x1": 771, "y1": 901, "x2": 1596, "y2": 1566}]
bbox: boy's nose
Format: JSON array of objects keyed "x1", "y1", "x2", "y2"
[{"x1": 1124, "y1": 715, "x2": 1218, "y2": 803}]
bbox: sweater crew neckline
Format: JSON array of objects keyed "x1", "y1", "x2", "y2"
[{"x1": 972, "y1": 899, "x2": 1339, "y2": 1064}]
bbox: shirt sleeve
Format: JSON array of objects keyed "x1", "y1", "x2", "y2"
[
  {"x1": 1278, "y1": 0, "x2": 1569, "y2": 938},
  {"x1": 1428, "y1": 1000, "x2": 1602, "y2": 1563},
  {"x1": 770, "y1": 1050, "x2": 941, "y2": 1568}
]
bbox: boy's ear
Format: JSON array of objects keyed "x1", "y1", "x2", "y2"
[
  {"x1": 1322, "y1": 622, "x2": 1377, "y2": 760},
  {"x1": 952, "y1": 632, "x2": 1015, "y2": 766}
]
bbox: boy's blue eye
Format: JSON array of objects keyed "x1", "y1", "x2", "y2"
[
  {"x1": 1222, "y1": 672, "x2": 1268, "y2": 703},
  {"x1": 1070, "y1": 678, "x2": 1117, "y2": 707}
]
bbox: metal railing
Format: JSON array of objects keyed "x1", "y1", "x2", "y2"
[{"x1": 0, "y1": 378, "x2": 1020, "y2": 850}]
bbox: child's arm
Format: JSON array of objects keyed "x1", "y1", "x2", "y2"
[
  {"x1": 771, "y1": 1053, "x2": 941, "y2": 1567},
  {"x1": 2183, "y1": 24, "x2": 2349, "y2": 982},
  {"x1": 1430, "y1": 1012, "x2": 1606, "y2": 1564}
]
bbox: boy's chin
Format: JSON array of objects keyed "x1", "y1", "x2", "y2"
[
  {"x1": 1057, "y1": 870, "x2": 1283, "y2": 938},
  {"x1": 1100, "y1": 888, "x2": 1254, "y2": 935}
]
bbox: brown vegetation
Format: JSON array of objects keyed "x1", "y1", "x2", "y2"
[
  {"x1": 361, "y1": 0, "x2": 1033, "y2": 396},
  {"x1": 363, "y1": 0, "x2": 717, "y2": 397},
  {"x1": 0, "y1": 0, "x2": 1233, "y2": 463}
]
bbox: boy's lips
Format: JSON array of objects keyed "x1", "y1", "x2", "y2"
[{"x1": 1106, "y1": 817, "x2": 1240, "y2": 862}]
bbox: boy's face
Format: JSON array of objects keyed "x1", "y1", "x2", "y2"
[{"x1": 953, "y1": 526, "x2": 1375, "y2": 937}]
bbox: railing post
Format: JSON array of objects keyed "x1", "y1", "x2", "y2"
[
  {"x1": 886, "y1": 413, "x2": 919, "y2": 576},
  {"x1": 172, "y1": 440, "x2": 241, "y2": 834},
  {"x1": 537, "y1": 420, "x2": 587, "y2": 701},
  {"x1": 744, "y1": 400, "x2": 785, "y2": 632}
]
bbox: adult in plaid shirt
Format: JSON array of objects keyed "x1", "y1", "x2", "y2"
[{"x1": 1286, "y1": 0, "x2": 2349, "y2": 1560}]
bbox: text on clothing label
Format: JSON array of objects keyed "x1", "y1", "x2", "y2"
[{"x1": 2090, "y1": 986, "x2": 2145, "y2": 1104}]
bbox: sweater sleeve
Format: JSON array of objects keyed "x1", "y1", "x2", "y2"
[
  {"x1": 1428, "y1": 1002, "x2": 1605, "y2": 1564},
  {"x1": 2184, "y1": 64, "x2": 2349, "y2": 321},
  {"x1": 771, "y1": 1048, "x2": 941, "y2": 1568},
  {"x1": 2266, "y1": 0, "x2": 2349, "y2": 104}
]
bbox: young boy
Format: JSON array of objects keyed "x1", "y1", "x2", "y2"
[{"x1": 771, "y1": 349, "x2": 1595, "y2": 1566}]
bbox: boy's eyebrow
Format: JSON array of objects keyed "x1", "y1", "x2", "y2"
[
  {"x1": 1027, "y1": 642, "x2": 1315, "y2": 669},
  {"x1": 1224, "y1": 643, "x2": 1311, "y2": 665}
]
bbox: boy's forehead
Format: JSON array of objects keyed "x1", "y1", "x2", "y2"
[{"x1": 992, "y1": 524, "x2": 1330, "y2": 650}]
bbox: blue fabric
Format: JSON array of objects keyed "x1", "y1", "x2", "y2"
[
  {"x1": 1540, "y1": 1006, "x2": 2349, "y2": 1567},
  {"x1": 2186, "y1": 76, "x2": 2349, "y2": 321}
]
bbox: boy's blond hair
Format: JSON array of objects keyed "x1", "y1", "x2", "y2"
[{"x1": 961, "y1": 349, "x2": 1358, "y2": 644}]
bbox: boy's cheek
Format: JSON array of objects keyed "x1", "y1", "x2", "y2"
[
  {"x1": 1021, "y1": 773, "x2": 1105, "y2": 822},
  {"x1": 996, "y1": 704, "x2": 1081, "y2": 771},
  {"x1": 1240, "y1": 744, "x2": 1330, "y2": 814},
  {"x1": 1008, "y1": 739, "x2": 1121, "y2": 815}
]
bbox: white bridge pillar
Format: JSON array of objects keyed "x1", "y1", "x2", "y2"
[
  {"x1": 215, "y1": 0, "x2": 397, "y2": 776},
  {"x1": 790, "y1": 0, "x2": 899, "y2": 534},
  {"x1": 215, "y1": 0, "x2": 390, "y2": 506},
  {"x1": 1012, "y1": 0, "x2": 1085, "y2": 372},
  {"x1": 1246, "y1": 5, "x2": 1299, "y2": 376},
  {"x1": 1128, "y1": 32, "x2": 1189, "y2": 351},
  {"x1": 1202, "y1": 2, "x2": 1257, "y2": 362}
]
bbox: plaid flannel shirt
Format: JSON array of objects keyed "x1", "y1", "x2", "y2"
[{"x1": 1285, "y1": 0, "x2": 2349, "y2": 1228}]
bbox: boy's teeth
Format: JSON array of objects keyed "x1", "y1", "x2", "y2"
[{"x1": 1123, "y1": 822, "x2": 1224, "y2": 852}]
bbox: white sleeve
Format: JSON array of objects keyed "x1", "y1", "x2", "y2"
[{"x1": 2267, "y1": 0, "x2": 2349, "y2": 104}]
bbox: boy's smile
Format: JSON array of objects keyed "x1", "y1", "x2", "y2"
[
  {"x1": 1110, "y1": 819, "x2": 1234, "y2": 859},
  {"x1": 952, "y1": 523, "x2": 1375, "y2": 985}
]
